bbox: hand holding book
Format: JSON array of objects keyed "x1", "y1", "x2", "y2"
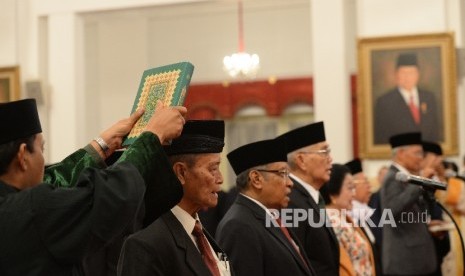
[
  {"x1": 122, "y1": 61, "x2": 194, "y2": 146},
  {"x1": 92, "y1": 109, "x2": 145, "y2": 158},
  {"x1": 143, "y1": 101, "x2": 187, "y2": 144}
]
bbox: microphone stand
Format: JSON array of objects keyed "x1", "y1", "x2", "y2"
[{"x1": 424, "y1": 189, "x2": 465, "y2": 276}]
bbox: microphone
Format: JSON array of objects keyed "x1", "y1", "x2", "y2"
[{"x1": 395, "y1": 172, "x2": 447, "y2": 190}]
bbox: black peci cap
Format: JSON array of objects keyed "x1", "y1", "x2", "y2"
[
  {"x1": 396, "y1": 53, "x2": 418, "y2": 68},
  {"x1": 0, "y1": 99, "x2": 42, "y2": 144},
  {"x1": 227, "y1": 138, "x2": 287, "y2": 175},
  {"x1": 163, "y1": 120, "x2": 225, "y2": 156},
  {"x1": 422, "y1": 141, "x2": 443, "y2": 156},
  {"x1": 278, "y1": 121, "x2": 326, "y2": 153},
  {"x1": 345, "y1": 158, "x2": 363, "y2": 174},
  {"x1": 389, "y1": 132, "x2": 422, "y2": 148}
]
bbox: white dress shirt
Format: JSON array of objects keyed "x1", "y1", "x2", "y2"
[
  {"x1": 290, "y1": 173, "x2": 321, "y2": 205},
  {"x1": 171, "y1": 205, "x2": 231, "y2": 275}
]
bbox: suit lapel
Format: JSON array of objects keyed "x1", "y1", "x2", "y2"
[
  {"x1": 162, "y1": 212, "x2": 211, "y2": 276},
  {"x1": 291, "y1": 178, "x2": 339, "y2": 248},
  {"x1": 236, "y1": 195, "x2": 311, "y2": 274}
]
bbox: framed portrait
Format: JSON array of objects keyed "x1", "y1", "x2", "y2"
[
  {"x1": 357, "y1": 33, "x2": 457, "y2": 158},
  {"x1": 0, "y1": 66, "x2": 20, "y2": 103}
]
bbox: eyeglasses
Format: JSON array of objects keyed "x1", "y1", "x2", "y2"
[
  {"x1": 256, "y1": 169, "x2": 290, "y2": 179},
  {"x1": 299, "y1": 148, "x2": 331, "y2": 157}
]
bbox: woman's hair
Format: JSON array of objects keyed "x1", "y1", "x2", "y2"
[{"x1": 320, "y1": 163, "x2": 351, "y2": 205}]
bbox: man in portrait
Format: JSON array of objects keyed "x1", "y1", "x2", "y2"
[{"x1": 374, "y1": 53, "x2": 442, "y2": 144}]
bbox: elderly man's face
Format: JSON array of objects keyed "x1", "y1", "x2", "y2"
[
  {"x1": 353, "y1": 172, "x2": 372, "y2": 204},
  {"x1": 298, "y1": 141, "x2": 333, "y2": 186},
  {"x1": 258, "y1": 161, "x2": 293, "y2": 209},
  {"x1": 182, "y1": 153, "x2": 223, "y2": 211},
  {"x1": 399, "y1": 145, "x2": 423, "y2": 173}
]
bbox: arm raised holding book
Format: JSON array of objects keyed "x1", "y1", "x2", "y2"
[
  {"x1": 92, "y1": 101, "x2": 186, "y2": 158},
  {"x1": 115, "y1": 100, "x2": 187, "y2": 226}
]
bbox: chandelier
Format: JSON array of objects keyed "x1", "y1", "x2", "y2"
[{"x1": 223, "y1": 0, "x2": 260, "y2": 79}]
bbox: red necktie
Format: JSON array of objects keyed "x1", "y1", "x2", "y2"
[
  {"x1": 192, "y1": 220, "x2": 221, "y2": 276},
  {"x1": 409, "y1": 94, "x2": 420, "y2": 124},
  {"x1": 275, "y1": 218, "x2": 309, "y2": 269}
]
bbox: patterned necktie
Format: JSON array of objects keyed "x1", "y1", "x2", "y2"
[
  {"x1": 275, "y1": 218, "x2": 309, "y2": 269},
  {"x1": 409, "y1": 94, "x2": 420, "y2": 124},
  {"x1": 192, "y1": 220, "x2": 221, "y2": 276}
]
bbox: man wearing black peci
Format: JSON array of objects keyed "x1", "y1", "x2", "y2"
[{"x1": 278, "y1": 122, "x2": 338, "y2": 276}]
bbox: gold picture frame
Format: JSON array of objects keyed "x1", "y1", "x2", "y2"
[
  {"x1": 0, "y1": 66, "x2": 20, "y2": 103},
  {"x1": 357, "y1": 33, "x2": 457, "y2": 158}
]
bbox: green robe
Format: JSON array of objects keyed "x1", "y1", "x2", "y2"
[{"x1": 0, "y1": 132, "x2": 183, "y2": 276}]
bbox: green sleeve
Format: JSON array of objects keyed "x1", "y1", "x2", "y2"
[
  {"x1": 117, "y1": 132, "x2": 183, "y2": 227},
  {"x1": 43, "y1": 145, "x2": 106, "y2": 188}
]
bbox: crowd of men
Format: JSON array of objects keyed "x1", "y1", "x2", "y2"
[{"x1": 0, "y1": 97, "x2": 461, "y2": 276}]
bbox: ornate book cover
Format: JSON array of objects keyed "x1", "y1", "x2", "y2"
[{"x1": 122, "y1": 61, "x2": 194, "y2": 146}]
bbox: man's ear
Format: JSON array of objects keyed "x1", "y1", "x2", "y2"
[
  {"x1": 295, "y1": 154, "x2": 307, "y2": 172},
  {"x1": 17, "y1": 143, "x2": 28, "y2": 171},
  {"x1": 172, "y1": 162, "x2": 188, "y2": 185},
  {"x1": 249, "y1": 170, "x2": 263, "y2": 190}
]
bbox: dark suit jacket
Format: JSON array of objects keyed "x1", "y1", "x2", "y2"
[
  {"x1": 0, "y1": 133, "x2": 181, "y2": 276},
  {"x1": 367, "y1": 192, "x2": 384, "y2": 276},
  {"x1": 117, "y1": 211, "x2": 232, "y2": 276},
  {"x1": 380, "y1": 165, "x2": 437, "y2": 275},
  {"x1": 374, "y1": 88, "x2": 441, "y2": 144},
  {"x1": 288, "y1": 178, "x2": 340, "y2": 276},
  {"x1": 216, "y1": 194, "x2": 314, "y2": 276},
  {"x1": 198, "y1": 187, "x2": 237, "y2": 237}
]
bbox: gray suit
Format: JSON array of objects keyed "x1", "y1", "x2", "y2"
[{"x1": 380, "y1": 165, "x2": 437, "y2": 275}]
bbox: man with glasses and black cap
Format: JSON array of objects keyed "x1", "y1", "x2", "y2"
[
  {"x1": 278, "y1": 121, "x2": 338, "y2": 276},
  {"x1": 0, "y1": 99, "x2": 186, "y2": 275},
  {"x1": 216, "y1": 138, "x2": 314, "y2": 276},
  {"x1": 380, "y1": 132, "x2": 438, "y2": 275}
]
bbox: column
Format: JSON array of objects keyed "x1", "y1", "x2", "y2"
[
  {"x1": 311, "y1": 0, "x2": 353, "y2": 162},
  {"x1": 47, "y1": 13, "x2": 82, "y2": 162}
]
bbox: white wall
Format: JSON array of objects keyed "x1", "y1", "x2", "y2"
[
  {"x1": 0, "y1": 0, "x2": 17, "y2": 66},
  {"x1": 311, "y1": 0, "x2": 355, "y2": 164},
  {"x1": 80, "y1": 0, "x2": 313, "y2": 150},
  {"x1": 1, "y1": 0, "x2": 464, "y2": 178}
]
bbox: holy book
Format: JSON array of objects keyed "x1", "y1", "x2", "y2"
[{"x1": 122, "y1": 61, "x2": 194, "y2": 146}]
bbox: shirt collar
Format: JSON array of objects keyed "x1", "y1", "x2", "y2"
[
  {"x1": 171, "y1": 205, "x2": 198, "y2": 236},
  {"x1": 392, "y1": 162, "x2": 410, "y2": 175},
  {"x1": 398, "y1": 87, "x2": 419, "y2": 106},
  {"x1": 240, "y1": 193, "x2": 276, "y2": 218},
  {"x1": 289, "y1": 173, "x2": 320, "y2": 204},
  {"x1": 349, "y1": 200, "x2": 375, "y2": 221}
]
